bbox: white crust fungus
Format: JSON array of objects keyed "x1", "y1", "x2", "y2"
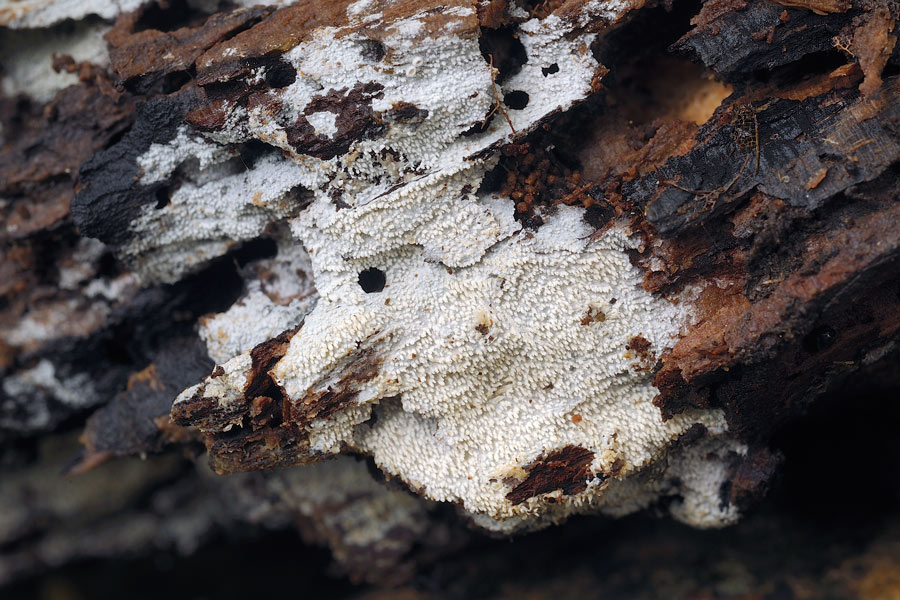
[
  {"x1": 0, "y1": 20, "x2": 110, "y2": 102},
  {"x1": 126, "y1": 0, "x2": 620, "y2": 281},
  {"x1": 0, "y1": 0, "x2": 145, "y2": 29},
  {"x1": 151, "y1": 0, "x2": 741, "y2": 531}
]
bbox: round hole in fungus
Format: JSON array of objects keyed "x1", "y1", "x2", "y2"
[
  {"x1": 360, "y1": 39, "x2": 386, "y2": 62},
  {"x1": 541, "y1": 63, "x2": 559, "y2": 76},
  {"x1": 154, "y1": 187, "x2": 170, "y2": 209},
  {"x1": 265, "y1": 60, "x2": 297, "y2": 89},
  {"x1": 504, "y1": 90, "x2": 530, "y2": 110},
  {"x1": 358, "y1": 267, "x2": 386, "y2": 293}
]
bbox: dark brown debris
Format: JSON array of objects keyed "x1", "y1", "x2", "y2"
[
  {"x1": 388, "y1": 101, "x2": 430, "y2": 125},
  {"x1": 722, "y1": 446, "x2": 783, "y2": 508},
  {"x1": 206, "y1": 423, "x2": 313, "y2": 474},
  {"x1": 286, "y1": 350, "x2": 381, "y2": 425},
  {"x1": 580, "y1": 306, "x2": 606, "y2": 326},
  {"x1": 627, "y1": 335, "x2": 651, "y2": 356},
  {"x1": 170, "y1": 324, "x2": 385, "y2": 474},
  {"x1": 170, "y1": 324, "x2": 300, "y2": 438},
  {"x1": 506, "y1": 446, "x2": 596, "y2": 505},
  {"x1": 0, "y1": 71, "x2": 134, "y2": 243},
  {"x1": 285, "y1": 82, "x2": 386, "y2": 159},
  {"x1": 477, "y1": 0, "x2": 511, "y2": 29}
]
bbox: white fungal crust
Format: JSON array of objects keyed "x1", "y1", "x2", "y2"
[
  {"x1": 0, "y1": 20, "x2": 110, "y2": 103},
  {"x1": 0, "y1": 0, "x2": 145, "y2": 29},
  {"x1": 127, "y1": 139, "x2": 313, "y2": 283},
  {"x1": 199, "y1": 229, "x2": 319, "y2": 364},
  {"x1": 164, "y1": 0, "x2": 743, "y2": 531},
  {"x1": 277, "y1": 204, "x2": 731, "y2": 530},
  {"x1": 125, "y1": 0, "x2": 615, "y2": 282}
]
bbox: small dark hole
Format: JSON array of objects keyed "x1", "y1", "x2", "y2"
[
  {"x1": 360, "y1": 39, "x2": 386, "y2": 62},
  {"x1": 265, "y1": 60, "x2": 297, "y2": 89},
  {"x1": 477, "y1": 161, "x2": 506, "y2": 194},
  {"x1": 717, "y1": 479, "x2": 733, "y2": 511},
  {"x1": 285, "y1": 184, "x2": 313, "y2": 209},
  {"x1": 97, "y1": 252, "x2": 120, "y2": 278},
  {"x1": 802, "y1": 325, "x2": 836, "y2": 353},
  {"x1": 358, "y1": 267, "x2": 386, "y2": 293},
  {"x1": 154, "y1": 187, "x2": 170, "y2": 209},
  {"x1": 541, "y1": 63, "x2": 559, "y2": 76},
  {"x1": 504, "y1": 90, "x2": 529, "y2": 110},
  {"x1": 238, "y1": 139, "x2": 278, "y2": 168}
]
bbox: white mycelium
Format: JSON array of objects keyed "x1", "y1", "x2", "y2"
[{"x1": 130, "y1": 0, "x2": 738, "y2": 531}]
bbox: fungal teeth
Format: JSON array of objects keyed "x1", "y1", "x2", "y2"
[{"x1": 34, "y1": 0, "x2": 741, "y2": 533}]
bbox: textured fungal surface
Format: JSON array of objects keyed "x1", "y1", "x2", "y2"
[
  {"x1": 178, "y1": 205, "x2": 739, "y2": 530},
  {"x1": 3, "y1": 0, "x2": 900, "y2": 592},
  {"x1": 117, "y1": 0, "x2": 746, "y2": 532}
]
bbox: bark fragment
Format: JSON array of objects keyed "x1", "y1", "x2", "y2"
[
  {"x1": 506, "y1": 446, "x2": 596, "y2": 505},
  {"x1": 105, "y1": 4, "x2": 273, "y2": 93}
]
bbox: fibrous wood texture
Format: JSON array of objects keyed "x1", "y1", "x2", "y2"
[{"x1": 1, "y1": 0, "x2": 899, "y2": 594}]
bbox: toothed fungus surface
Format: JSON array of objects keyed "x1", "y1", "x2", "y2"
[{"x1": 157, "y1": 0, "x2": 745, "y2": 532}]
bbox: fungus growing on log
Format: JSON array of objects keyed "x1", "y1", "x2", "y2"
[{"x1": 2, "y1": 0, "x2": 900, "y2": 594}]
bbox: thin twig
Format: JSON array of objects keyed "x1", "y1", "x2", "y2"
[{"x1": 488, "y1": 54, "x2": 516, "y2": 135}]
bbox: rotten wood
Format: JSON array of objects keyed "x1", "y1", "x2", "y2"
[{"x1": 2, "y1": 0, "x2": 900, "y2": 591}]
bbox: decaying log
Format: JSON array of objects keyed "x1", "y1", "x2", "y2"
[{"x1": 1, "y1": 0, "x2": 899, "y2": 593}]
